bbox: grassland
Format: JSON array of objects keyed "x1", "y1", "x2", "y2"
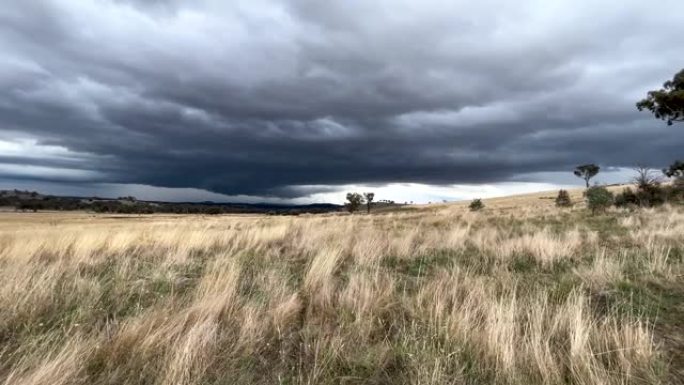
[{"x1": 0, "y1": 190, "x2": 682, "y2": 385}]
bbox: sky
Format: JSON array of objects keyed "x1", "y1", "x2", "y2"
[{"x1": 1, "y1": 0, "x2": 682, "y2": 204}]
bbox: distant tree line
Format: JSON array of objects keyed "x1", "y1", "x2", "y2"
[
  {"x1": 345, "y1": 192, "x2": 376, "y2": 213},
  {"x1": 0, "y1": 191, "x2": 341, "y2": 215},
  {"x1": 344, "y1": 191, "x2": 403, "y2": 214}
]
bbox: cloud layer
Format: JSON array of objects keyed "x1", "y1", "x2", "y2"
[{"x1": 1, "y1": 0, "x2": 683, "y2": 199}]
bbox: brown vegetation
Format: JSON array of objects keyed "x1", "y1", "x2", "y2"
[{"x1": 0, "y1": 193, "x2": 682, "y2": 384}]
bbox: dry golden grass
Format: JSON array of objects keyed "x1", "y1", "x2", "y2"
[{"x1": 0, "y1": 193, "x2": 682, "y2": 384}]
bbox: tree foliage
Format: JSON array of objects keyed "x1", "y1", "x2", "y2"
[
  {"x1": 346, "y1": 192, "x2": 364, "y2": 213},
  {"x1": 664, "y1": 160, "x2": 684, "y2": 178},
  {"x1": 573, "y1": 164, "x2": 600, "y2": 188},
  {"x1": 636, "y1": 68, "x2": 684, "y2": 125},
  {"x1": 363, "y1": 192, "x2": 375, "y2": 213},
  {"x1": 585, "y1": 186, "x2": 613, "y2": 215},
  {"x1": 664, "y1": 160, "x2": 684, "y2": 193}
]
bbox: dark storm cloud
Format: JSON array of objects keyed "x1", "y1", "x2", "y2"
[{"x1": 1, "y1": 0, "x2": 683, "y2": 198}]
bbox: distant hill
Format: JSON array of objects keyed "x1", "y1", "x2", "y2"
[{"x1": 0, "y1": 189, "x2": 343, "y2": 215}]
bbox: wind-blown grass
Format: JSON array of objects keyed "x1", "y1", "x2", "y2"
[{"x1": 0, "y1": 199, "x2": 682, "y2": 384}]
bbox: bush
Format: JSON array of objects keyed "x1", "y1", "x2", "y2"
[
  {"x1": 555, "y1": 190, "x2": 572, "y2": 207},
  {"x1": 674, "y1": 175, "x2": 684, "y2": 189},
  {"x1": 669, "y1": 179, "x2": 684, "y2": 202},
  {"x1": 614, "y1": 188, "x2": 639, "y2": 209},
  {"x1": 615, "y1": 185, "x2": 672, "y2": 209},
  {"x1": 469, "y1": 198, "x2": 484, "y2": 211},
  {"x1": 636, "y1": 184, "x2": 668, "y2": 207},
  {"x1": 585, "y1": 186, "x2": 613, "y2": 215}
]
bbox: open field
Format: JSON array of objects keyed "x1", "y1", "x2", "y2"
[{"x1": 0, "y1": 192, "x2": 682, "y2": 384}]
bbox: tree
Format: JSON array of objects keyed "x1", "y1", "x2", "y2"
[
  {"x1": 469, "y1": 198, "x2": 484, "y2": 211},
  {"x1": 636, "y1": 68, "x2": 684, "y2": 125},
  {"x1": 555, "y1": 190, "x2": 572, "y2": 207},
  {"x1": 585, "y1": 186, "x2": 613, "y2": 215},
  {"x1": 363, "y1": 192, "x2": 375, "y2": 214},
  {"x1": 632, "y1": 166, "x2": 665, "y2": 207},
  {"x1": 664, "y1": 160, "x2": 684, "y2": 179},
  {"x1": 574, "y1": 164, "x2": 600, "y2": 188},
  {"x1": 345, "y1": 192, "x2": 364, "y2": 213},
  {"x1": 664, "y1": 160, "x2": 684, "y2": 192},
  {"x1": 633, "y1": 166, "x2": 661, "y2": 189}
]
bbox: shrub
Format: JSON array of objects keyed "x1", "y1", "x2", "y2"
[
  {"x1": 630, "y1": 167, "x2": 668, "y2": 207},
  {"x1": 670, "y1": 181, "x2": 684, "y2": 202},
  {"x1": 615, "y1": 185, "x2": 670, "y2": 209},
  {"x1": 555, "y1": 190, "x2": 572, "y2": 207},
  {"x1": 675, "y1": 178, "x2": 684, "y2": 192},
  {"x1": 636, "y1": 184, "x2": 668, "y2": 207},
  {"x1": 469, "y1": 198, "x2": 484, "y2": 211},
  {"x1": 585, "y1": 186, "x2": 613, "y2": 215},
  {"x1": 614, "y1": 188, "x2": 639, "y2": 209},
  {"x1": 664, "y1": 161, "x2": 684, "y2": 201}
]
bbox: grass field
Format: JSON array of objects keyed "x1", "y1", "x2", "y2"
[{"x1": 0, "y1": 190, "x2": 682, "y2": 384}]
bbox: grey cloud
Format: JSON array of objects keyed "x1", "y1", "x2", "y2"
[{"x1": 1, "y1": 0, "x2": 683, "y2": 198}]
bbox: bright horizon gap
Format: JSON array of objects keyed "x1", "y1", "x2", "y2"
[{"x1": 0, "y1": 167, "x2": 644, "y2": 204}]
